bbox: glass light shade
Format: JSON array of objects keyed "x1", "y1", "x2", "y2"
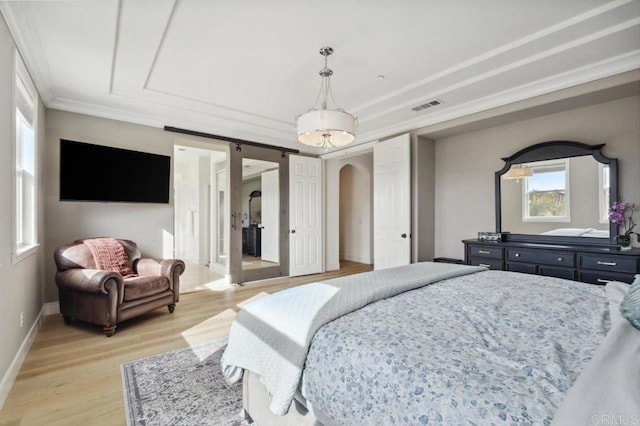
[
  {"x1": 297, "y1": 109, "x2": 356, "y2": 147},
  {"x1": 502, "y1": 166, "x2": 533, "y2": 180}
]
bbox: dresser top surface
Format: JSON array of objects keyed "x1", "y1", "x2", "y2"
[{"x1": 462, "y1": 239, "x2": 640, "y2": 256}]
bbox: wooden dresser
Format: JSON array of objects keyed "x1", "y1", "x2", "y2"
[
  {"x1": 242, "y1": 226, "x2": 262, "y2": 257},
  {"x1": 463, "y1": 239, "x2": 640, "y2": 284}
]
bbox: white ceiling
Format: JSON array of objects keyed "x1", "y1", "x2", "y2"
[{"x1": 2, "y1": 0, "x2": 639, "y2": 153}]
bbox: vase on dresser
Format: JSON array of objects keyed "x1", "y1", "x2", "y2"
[{"x1": 617, "y1": 235, "x2": 632, "y2": 251}]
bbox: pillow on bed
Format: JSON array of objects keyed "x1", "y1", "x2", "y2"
[{"x1": 620, "y1": 274, "x2": 640, "y2": 330}]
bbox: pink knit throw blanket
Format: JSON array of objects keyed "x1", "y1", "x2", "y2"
[{"x1": 83, "y1": 238, "x2": 134, "y2": 276}]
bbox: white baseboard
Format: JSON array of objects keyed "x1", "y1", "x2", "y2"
[
  {"x1": 0, "y1": 304, "x2": 46, "y2": 410},
  {"x1": 42, "y1": 301, "x2": 60, "y2": 316},
  {"x1": 340, "y1": 254, "x2": 372, "y2": 264},
  {"x1": 325, "y1": 262, "x2": 340, "y2": 271}
]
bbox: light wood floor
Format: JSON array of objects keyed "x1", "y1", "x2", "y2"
[
  {"x1": 179, "y1": 260, "x2": 225, "y2": 293},
  {"x1": 0, "y1": 261, "x2": 372, "y2": 426}
]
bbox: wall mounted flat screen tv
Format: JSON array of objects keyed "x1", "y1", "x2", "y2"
[{"x1": 59, "y1": 139, "x2": 171, "y2": 203}]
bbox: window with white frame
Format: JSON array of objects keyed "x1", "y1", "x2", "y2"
[
  {"x1": 13, "y1": 52, "x2": 38, "y2": 261},
  {"x1": 522, "y1": 159, "x2": 570, "y2": 222},
  {"x1": 598, "y1": 163, "x2": 610, "y2": 223}
]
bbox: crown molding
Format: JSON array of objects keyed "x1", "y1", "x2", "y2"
[
  {"x1": 0, "y1": 1, "x2": 56, "y2": 104},
  {"x1": 48, "y1": 96, "x2": 308, "y2": 153}
]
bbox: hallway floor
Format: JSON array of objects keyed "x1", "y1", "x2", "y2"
[{"x1": 179, "y1": 260, "x2": 226, "y2": 293}]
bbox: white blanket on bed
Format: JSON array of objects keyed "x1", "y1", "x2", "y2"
[
  {"x1": 552, "y1": 281, "x2": 640, "y2": 425},
  {"x1": 220, "y1": 262, "x2": 485, "y2": 415}
]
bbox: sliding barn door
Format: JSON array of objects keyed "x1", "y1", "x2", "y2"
[
  {"x1": 374, "y1": 134, "x2": 411, "y2": 270},
  {"x1": 289, "y1": 155, "x2": 323, "y2": 276}
]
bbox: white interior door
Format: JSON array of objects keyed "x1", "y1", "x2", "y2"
[
  {"x1": 289, "y1": 155, "x2": 323, "y2": 276},
  {"x1": 374, "y1": 134, "x2": 411, "y2": 270},
  {"x1": 261, "y1": 169, "x2": 279, "y2": 263}
]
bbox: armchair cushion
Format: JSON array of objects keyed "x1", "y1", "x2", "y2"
[{"x1": 123, "y1": 275, "x2": 169, "y2": 302}]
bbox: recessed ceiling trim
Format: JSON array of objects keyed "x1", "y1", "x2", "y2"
[
  {"x1": 108, "y1": 88, "x2": 294, "y2": 134},
  {"x1": 354, "y1": 57, "x2": 640, "y2": 146},
  {"x1": 351, "y1": 0, "x2": 636, "y2": 115},
  {"x1": 3, "y1": 0, "x2": 639, "y2": 156},
  {"x1": 108, "y1": 0, "x2": 123, "y2": 94},
  {"x1": 142, "y1": 0, "x2": 178, "y2": 90},
  {"x1": 359, "y1": 26, "x2": 640, "y2": 125},
  {"x1": 109, "y1": 0, "x2": 177, "y2": 98},
  {"x1": 109, "y1": 2, "x2": 294, "y2": 132},
  {"x1": 144, "y1": 86, "x2": 294, "y2": 126}
]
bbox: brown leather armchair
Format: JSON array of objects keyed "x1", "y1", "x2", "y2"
[{"x1": 54, "y1": 238, "x2": 185, "y2": 336}]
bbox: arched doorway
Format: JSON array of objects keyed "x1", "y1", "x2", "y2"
[{"x1": 339, "y1": 162, "x2": 373, "y2": 265}]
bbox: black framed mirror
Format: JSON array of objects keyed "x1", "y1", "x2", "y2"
[
  {"x1": 248, "y1": 190, "x2": 261, "y2": 226},
  {"x1": 496, "y1": 141, "x2": 618, "y2": 246}
]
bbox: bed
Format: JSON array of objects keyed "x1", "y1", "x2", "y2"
[
  {"x1": 221, "y1": 262, "x2": 640, "y2": 425},
  {"x1": 539, "y1": 228, "x2": 609, "y2": 238}
]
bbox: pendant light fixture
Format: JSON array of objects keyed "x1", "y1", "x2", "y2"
[{"x1": 296, "y1": 47, "x2": 357, "y2": 149}]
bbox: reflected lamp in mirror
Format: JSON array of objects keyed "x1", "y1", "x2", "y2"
[{"x1": 502, "y1": 165, "x2": 533, "y2": 180}]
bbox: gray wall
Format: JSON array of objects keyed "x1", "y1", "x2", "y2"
[
  {"x1": 434, "y1": 95, "x2": 640, "y2": 259},
  {"x1": 0, "y1": 14, "x2": 46, "y2": 403},
  {"x1": 412, "y1": 135, "x2": 435, "y2": 262}
]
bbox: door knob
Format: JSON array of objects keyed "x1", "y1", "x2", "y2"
[
  {"x1": 291, "y1": 229, "x2": 296, "y2": 234},
  {"x1": 401, "y1": 233, "x2": 407, "y2": 238}
]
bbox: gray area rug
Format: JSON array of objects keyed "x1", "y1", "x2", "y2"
[{"x1": 121, "y1": 339, "x2": 249, "y2": 426}]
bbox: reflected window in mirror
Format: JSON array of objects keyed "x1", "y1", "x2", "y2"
[
  {"x1": 598, "y1": 163, "x2": 610, "y2": 224},
  {"x1": 522, "y1": 159, "x2": 570, "y2": 223}
]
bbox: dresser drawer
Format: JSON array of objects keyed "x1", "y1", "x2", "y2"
[
  {"x1": 469, "y1": 258, "x2": 503, "y2": 270},
  {"x1": 506, "y1": 262, "x2": 537, "y2": 274},
  {"x1": 507, "y1": 248, "x2": 574, "y2": 268},
  {"x1": 468, "y1": 245, "x2": 503, "y2": 260},
  {"x1": 579, "y1": 270, "x2": 636, "y2": 285},
  {"x1": 579, "y1": 254, "x2": 639, "y2": 274},
  {"x1": 539, "y1": 266, "x2": 575, "y2": 281}
]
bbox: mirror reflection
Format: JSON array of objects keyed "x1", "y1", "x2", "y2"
[
  {"x1": 241, "y1": 158, "x2": 280, "y2": 270},
  {"x1": 216, "y1": 169, "x2": 227, "y2": 266},
  {"x1": 500, "y1": 155, "x2": 609, "y2": 238}
]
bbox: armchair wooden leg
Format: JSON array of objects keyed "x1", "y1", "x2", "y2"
[
  {"x1": 104, "y1": 324, "x2": 116, "y2": 337},
  {"x1": 63, "y1": 315, "x2": 73, "y2": 325},
  {"x1": 168, "y1": 304, "x2": 176, "y2": 313}
]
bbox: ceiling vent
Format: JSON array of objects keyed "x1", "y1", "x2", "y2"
[{"x1": 411, "y1": 99, "x2": 443, "y2": 112}]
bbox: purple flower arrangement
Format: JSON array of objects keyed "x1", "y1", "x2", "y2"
[{"x1": 609, "y1": 201, "x2": 638, "y2": 249}]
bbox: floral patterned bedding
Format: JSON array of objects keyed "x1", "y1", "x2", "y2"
[{"x1": 301, "y1": 270, "x2": 610, "y2": 425}]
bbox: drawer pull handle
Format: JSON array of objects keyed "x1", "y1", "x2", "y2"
[
  {"x1": 478, "y1": 250, "x2": 491, "y2": 254},
  {"x1": 479, "y1": 263, "x2": 491, "y2": 268},
  {"x1": 597, "y1": 278, "x2": 609, "y2": 283},
  {"x1": 557, "y1": 257, "x2": 563, "y2": 262},
  {"x1": 514, "y1": 253, "x2": 520, "y2": 257},
  {"x1": 597, "y1": 261, "x2": 617, "y2": 266}
]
